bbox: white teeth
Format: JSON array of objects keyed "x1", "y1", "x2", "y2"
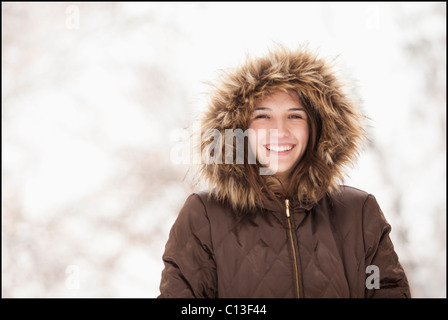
[{"x1": 266, "y1": 145, "x2": 294, "y2": 152}]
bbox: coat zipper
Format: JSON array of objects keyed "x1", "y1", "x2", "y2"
[{"x1": 285, "y1": 199, "x2": 300, "y2": 298}]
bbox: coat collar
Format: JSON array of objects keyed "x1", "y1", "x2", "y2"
[{"x1": 261, "y1": 192, "x2": 315, "y2": 214}]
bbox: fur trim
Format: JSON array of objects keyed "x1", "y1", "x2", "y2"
[{"x1": 195, "y1": 45, "x2": 366, "y2": 212}]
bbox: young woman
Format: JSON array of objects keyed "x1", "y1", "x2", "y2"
[{"x1": 159, "y1": 46, "x2": 411, "y2": 298}]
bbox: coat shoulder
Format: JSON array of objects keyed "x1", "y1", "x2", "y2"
[
  {"x1": 323, "y1": 185, "x2": 387, "y2": 235},
  {"x1": 328, "y1": 185, "x2": 371, "y2": 209},
  {"x1": 340, "y1": 185, "x2": 370, "y2": 197},
  {"x1": 180, "y1": 191, "x2": 226, "y2": 216},
  {"x1": 321, "y1": 185, "x2": 378, "y2": 231},
  {"x1": 190, "y1": 190, "x2": 236, "y2": 222}
]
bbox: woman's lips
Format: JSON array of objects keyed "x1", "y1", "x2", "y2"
[{"x1": 264, "y1": 144, "x2": 296, "y2": 155}]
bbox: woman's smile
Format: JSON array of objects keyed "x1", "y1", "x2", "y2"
[{"x1": 264, "y1": 144, "x2": 296, "y2": 155}]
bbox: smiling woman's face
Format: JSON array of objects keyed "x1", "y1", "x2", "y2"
[{"x1": 248, "y1": 90, "x2": 309, "y2": 179}]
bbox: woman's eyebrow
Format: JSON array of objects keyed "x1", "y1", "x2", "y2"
[{"x1": 254, "y1": 107, "x2": 306, "y2": 111}]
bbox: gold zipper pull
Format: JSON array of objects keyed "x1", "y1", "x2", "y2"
[{"x1": 285, "y1": 199, "x2": 290, "y2": 218}]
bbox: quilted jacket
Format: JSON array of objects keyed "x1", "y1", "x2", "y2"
[
  {"x1": 158, "y1": 45, "x2": 411, "y2": 298},
  {"x1": 159, "y1": 187, "x2": 410, "y2": 298}
]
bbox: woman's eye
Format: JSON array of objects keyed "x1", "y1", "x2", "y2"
[
  {"x1": 289, "y1": 114, "x2": 304, "y2": 119},
  {"x1": 254, "y1": 114, "x2": 269, "y2": 119}
]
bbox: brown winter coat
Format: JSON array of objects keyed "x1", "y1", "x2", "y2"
[
  {"x1": 159, "y1": 187, "x2": 410, "y2": 298},
  {"x1": 159, "y1": 46, "x2": 410, "y2": 298}
]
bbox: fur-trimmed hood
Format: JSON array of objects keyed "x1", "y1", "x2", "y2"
[{"x1": 196, "y1": 45, "x2": 366, "y2": 213}]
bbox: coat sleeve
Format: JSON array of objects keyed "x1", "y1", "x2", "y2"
[
  {"x1": 158, "y1": 193, "x2": 217, "y2": 298},
  {"x1": 362, "y1": 194, "x2": 411, "y2": 298}
]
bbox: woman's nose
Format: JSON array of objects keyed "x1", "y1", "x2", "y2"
[{"x1": 273, "y1": 119, "x2": 290, "y2": 138}]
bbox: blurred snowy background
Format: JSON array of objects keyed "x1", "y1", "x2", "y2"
[{"x1": 2, "y1": 2, "x2": 445, "y2": 297}]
